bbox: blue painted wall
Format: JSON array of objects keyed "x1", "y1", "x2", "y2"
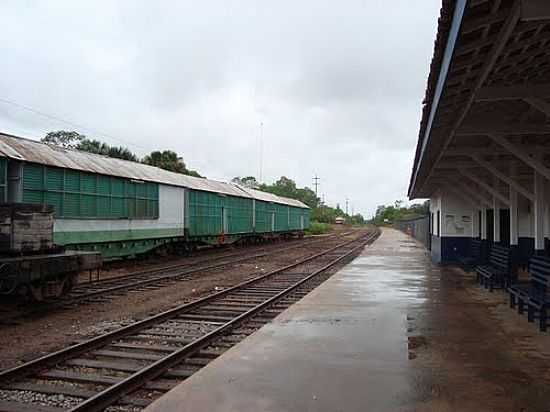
[{"x1": 430, "y1": 236, "x2": 475, "y2": 264}]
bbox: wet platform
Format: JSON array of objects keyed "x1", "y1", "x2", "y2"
[{"x1": 145, "y1": 227, "x2": 550, "y2": 411}]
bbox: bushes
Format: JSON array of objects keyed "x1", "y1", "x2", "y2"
[{"x1": 305, "y1": 221, "x2": 331, "y2": 235}]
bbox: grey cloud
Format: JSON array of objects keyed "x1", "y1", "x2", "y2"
[{"x1": 0, "y1": 0, "x2": 440, "y2": 216}]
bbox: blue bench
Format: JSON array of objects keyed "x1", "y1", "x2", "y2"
[
  {"x1": 508, "y1": 260, "x2": 539, "y2": 316},
  {"x1": 457, "y1": 239, "x2": 483, "y2": 271},
  {"x1": 524, "y1": 256, "x2": 550, "y2": 332},
  {"x1": 476, "y1": 244, "x2": 512, "y2": 292}
]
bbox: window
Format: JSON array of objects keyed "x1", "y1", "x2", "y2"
[{"x1": 22, "y1": 163, "x2": 159, "y2": 219}]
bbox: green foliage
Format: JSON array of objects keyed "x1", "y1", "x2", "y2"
[
  {"x1": 76, "y1": 138, "x2": 139, "y2": 161},
  {"x1": 142, "y1": 150, "x2": 203, "y2": 177},
  {"x1": 258, "y1": 176, "x2": 319, "y2": 209},
  {"x1": 311, "y1": 205, "x2": 339, "y2": 223},
  {"x1": 233, "y1": 175, "x2": 367, "y2": 225},
  {"x1": 371, "y1": 200, "x2": 429, "y2": 225},
  {"x1": 42, "y1": 130, "x2": 138, "y2": 161},
  {"x1": 42, "y1": 131, "x2": 203, "y2": 177},
  {"x1": 349, "y1": 213, "x2": 366, "y2": 225},
  {"x1": 231, "y1": 176, "x2": 259, "y2": 189},
  {"x1": 43, "y1": 130, "x2": 84, "y2": 148},
  {"x1": 305, "y1": 221, "x2": 331, "y2": 235}
]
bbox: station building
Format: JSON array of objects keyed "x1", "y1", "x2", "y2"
[{"x1": 409, "y1": 0, "x2": 550, "y2": 265}]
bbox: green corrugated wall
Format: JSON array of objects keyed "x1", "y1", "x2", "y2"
[
  {"x1": 254, "y1": 200, "x2": 273, "y2": 233},
  {"x1": 289, "y1": 206, "x2": 303, "y2": 230},
  {"x1": 254, "y1": 201, "x2": 309, "y2": 233},
  {"x1": 274, "y1": 203, "x2": 289, "y2": 232},
  {"x1": 225, "y1": 195, "x2": 254, "y2": 234},
  {"x1": 304, "y1": 208, "x2": 310, "y2": 228},
  {"x1": 187, "y1": 189, "x2": 253, "y2": 237},
  {"x1": 22, "y1": 163, "x2": 159, "y2": 219}
]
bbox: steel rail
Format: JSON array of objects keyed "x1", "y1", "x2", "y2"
[
  {"x1": 59, "y1": 230, "x2": 358, "y2": 301},
  {"x1": 0, "y1": 231, "x2": 357, "y2": 325},
  {"x1": 71, "y1": 231, "x2": 378, "y2": 412},
  {"x1": 83, "y1": 231, "x2": 350, "y2": 287},
  {"x1": 0, "y1": 229, "x2": 375, "y2": 384}
]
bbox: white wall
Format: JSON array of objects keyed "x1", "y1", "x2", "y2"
[
  {"x1": 429, "y1": 191, "x2": 442, "y2": 236},
  {"x1": 440, "y1": 191, "x2": 474, "y2": 237},
  {"x1": 54, "y1": 184, "x2": 185, "y2": 236}
]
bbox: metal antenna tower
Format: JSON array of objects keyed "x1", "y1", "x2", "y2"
[
  {"x1": 312, "y1": 175, "x2": 320, "y2": 197},
  {"x1": 259, "y1": 122, "x2": 264, "y2": 182}
]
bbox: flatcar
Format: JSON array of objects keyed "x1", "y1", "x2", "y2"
[{"x1": 0, "y1": 132, "x2": 310, "y2": 298}]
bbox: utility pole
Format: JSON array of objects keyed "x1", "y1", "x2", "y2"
[
  {"x1": 321, "y1": 194, "x2": 325, "y2": 206},
  {"x1": 345, "y1": 198, "x2": 349, "y2": 216},
  {"x1": 312, "y1": 175, "x2": 320, "y2": 197}
]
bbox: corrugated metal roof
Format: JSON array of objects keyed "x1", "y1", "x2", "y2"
[
  {"x1": 0, "y1": 132, "x2": 309, "y2": 208},
  {"x1": 238, "y1": 186, "x2": 309, "y2": 209},
  {"x1": 284, "y1": 197, "x2": 310, "y2": 209},
  {"x1": 0, "y1": 132, "x2": 250, "y2": 198}
]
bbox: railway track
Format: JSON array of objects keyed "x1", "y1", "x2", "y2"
[
  {"x1": 0, "y1": 229, "x2": 379, "y2": 412},
  {"x1": 0, "y1": 231, "x2": 358, "y2": 325}
]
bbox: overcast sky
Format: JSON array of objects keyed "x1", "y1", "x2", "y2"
[{"x1": 0, "y1": 1, "x2": 439, "y2": 217}]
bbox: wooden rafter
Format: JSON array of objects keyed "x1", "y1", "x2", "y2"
[
  {"x1": 469, "y1": 154, "x2": 534, "y2": 201},
  {"x1": 457, "y1": 121, "x2": 550, "y2": 135},
  {"x1": 475, "y1": 84, "x2": 550, "y2": 101},
  {"x1": 486, "y1": 133, "x2": 550, "y2": 181},
  {"x1": 523, "y1": 97, "x2": 550, "y2": 116},
  {"x1": 448, "y1": 177, "x2": 492, "y2": 207},
  {"x1": 425, "y1": 2, "x2": 522, "y2": 185},
  {"x1": 459, "y1": 168, "x2": 510, "y2": 205}
]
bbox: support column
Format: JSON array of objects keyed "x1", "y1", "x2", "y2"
[
  {"x1": 493, "y1": 176, "x2": 500, "y2": 244},
  {"x1": 480, "y1": 206, "x2": 489, "y2": 261},
  {"x1": 534, "y1": 170, "x2": 545, "y2": 255},
  {"x1": 493, "y1": 196, "x2": 501, "y2": 244},
  {"x1": 509, "y1": 166, "x2": 519, "y2": 278},
  {"x1": 481, "y1": 207, "x2": 487, "y2": 240},
  {"x1": 510, "y1": 187, "x2": 518, "y2": 246},
  {"x1": 510, "y1": 164, "x2": 518, "y2": 247},
  {"x1": 472, "y1": 207, "x2": 479, "y2": 238}
]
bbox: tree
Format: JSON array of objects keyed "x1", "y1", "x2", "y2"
[
  {"x1": 76, "y1": 138, "x2": 138, "y2": 161},
  {"x1": 43, "y1": 130, "x2": 85, "y2": 148},
  {"x1": 42, "y1": 130, "x2": 204, "y2": 176},
  {"x1": 142, "y1": 150, "x2": 203, "y2": 177},
  {"x1": 258, "y1": 176, "x2": 320, "y2": 209},
  {"x1": 350, "y1": 213, "x2": 366, "y2": 225},
  {"x1": 42, "y1": 131, "x2": 139, "y2": 162},
  {"x1": 370, "y1": 199, "x2": 430, "y2": 225},
  {"x1": 232, "y1": 176, "x2": 260, "y2": 189},
  {"x1": 248, "y1": 175, "x2": 362, "y2": 225}
]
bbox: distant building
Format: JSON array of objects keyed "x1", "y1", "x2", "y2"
[{"x1": 335, "y1": 217, "x2": 346, "y2": 225}]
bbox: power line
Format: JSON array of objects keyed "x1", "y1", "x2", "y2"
[{"x1": 0, "y1": 96, "x2": 151, "y2": 152}]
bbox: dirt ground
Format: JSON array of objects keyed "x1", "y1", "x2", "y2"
[
  {"x1": 0, "y1": 228, "x2": 359, "y2": 371},
  {"x1": 410, "y1": 264, "x2": 550, "y2": 412},
  {"x1": 75, "y1": 232, "x2": 338, "y2": 284}
]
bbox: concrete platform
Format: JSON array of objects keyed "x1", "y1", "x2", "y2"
[
  {"x1": 145, "y1": 227, "x2": 550, "y2": 411},
  {"x1": 146, "y1": 228, "x2": 431, "y2": 412}
]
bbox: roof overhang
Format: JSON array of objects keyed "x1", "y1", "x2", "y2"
[{"x1": 409, "y1": 0, "x2": 550, "y2": 200}]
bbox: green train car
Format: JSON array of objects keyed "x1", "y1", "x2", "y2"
[{"x1": 0, "y1": 132, "x2": 310, "y2": 260}]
